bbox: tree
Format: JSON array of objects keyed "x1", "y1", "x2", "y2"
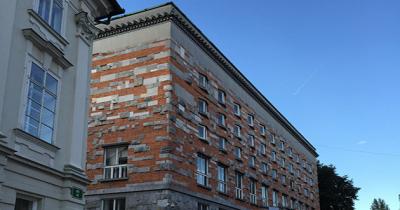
[
  {"x1": 318, "y1": 162, "x2": 360, "y2": 210},
  {"x1": 370, "y1": 198, "x2": 390, "y2": 210}
]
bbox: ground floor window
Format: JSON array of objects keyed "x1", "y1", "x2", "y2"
[
  {"x1": 14, "y1": 197, "x2": 37, "y2": 210},
  {"x1": 102, "y1": 198, "x2": 125, "y2": 210},
  {"x1": 198, "y1": 203, "x2": 209, "y2": 210}
]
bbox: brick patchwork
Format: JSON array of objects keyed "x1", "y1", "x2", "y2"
[{"x1": 87, "y1": 38, "x2": 319, "y2": 210}]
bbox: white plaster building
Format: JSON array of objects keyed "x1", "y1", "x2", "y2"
[{"x1": 0, "y1": 0, "x2": 123, "y2": 209}]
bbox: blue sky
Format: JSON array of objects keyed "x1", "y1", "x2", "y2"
[{"x1": 117, "y1": 1, "x2": 400, "y2": 209}]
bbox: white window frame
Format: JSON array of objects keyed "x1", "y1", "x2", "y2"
[
  {"x1": 101, "y1": 198, "x2": 126, "y2": 210},
  {"x1": 23, "y1": 60, "x2": 59, "y2": 144},
  {"x1": 279, "y1": 140, "x2": 285, "y2": 151},
  {"x1": 233, "y1": 125, "x2": 241, "y2": 138},
  {"x1": 217, "y1": 89, "x2": 225, "y2": 104},
  {"x1": 281, "y1": 175, "x2": 286, "y2": 185},
  {"x1": 15, "y1": 195, "x2": 39, "y2": 210},
  {"x1": 271, "y1": 151, "x2": 276, "y2": 162},
  {"x1": 247, "y1": 114, "x2": 254, "y2": 127},
  {"x1": 261, "y1": 162, "x2": 268, "y2": 174},
  {"x1": 198, "y1": 99, "x2": 208, "y2": 114},
  {"x1": 198, "y1": 73, "x2": 208, "y2": 89},
  {"x1": 198, "y1": 125, "x2": 207, "y2": 140},
  {"x1": 235, "y1": 147, "x2": 242, "y2": 159},
  {"x1": 272, "y1": 169, "x2": 277, "y2": 180},
  {"x1": 260, "y1": 143, "x2": 266, "y2": 155},
  {"x1": 260, "y1": 124, "x2": 266, "y2": 136},
  {"x1": 218, "y1": 137, "x2": 226, "y2": 151},
  {"x1": 34, "y1": 0, "x2": 64, "y2": 33},
  {"x1": 233, "y1": 103, "x2": 241, "y2": 116},
  {"x1": 197, "y1": 203, "x2": 209, "y2": 210},
  {"x1": 235, "y1": 172, "x2": 243, "y2": 199},
  {"x1": 272, "y1": 190, "x2": 279, "y2": 207},
  {"x1": 217, "y1": 113, "x2": 226, "y2": 127},
  {"x1": 261, "y1": 185, "x2": 269, "y2": 207},
  {"x1": 249, "y1": 179, "x2": 257, "y2": 204},
  {"x1": 248, "y1": 134, "x2": 255, "y2": 147},
  {"x1": 217, "y1": 164, "x2": 227, "y2": 193},
  {"x1": 282, "y1": 194, "x2": 288, "y2": 208},
  {"x1": 196, "y1": 155, "x2": 208, "y2": 186},
  {"x1": 281, "y1": 158, "x2": 286, "y2": 168},
  {"x1": 249, "y1": 156, "x2": 256, "y2": 168},
  {"x1": 103, "y1": 146, "x2": 128, "y2": 180}
]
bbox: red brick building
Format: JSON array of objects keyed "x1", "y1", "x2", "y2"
[{"x1": 86, "y1": 3, "x2": 319, "y2": 210}]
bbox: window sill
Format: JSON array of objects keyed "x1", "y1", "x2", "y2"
[
  {"x1": 219, "y1": 149, "x2": 227, "y2": 154},
  {"x1": 198, "y1": 138, "x2": 210, "y2": 144},
  {"x1": 13, "y1": 128, "x2": 60, "y2": 152},
  {"x1": 99, "y1": 177, "x2": 129, "y2": 182},
  {"x1": 218, "y1": 124, "x2": 227, "y2": 130},
  {"x1": 198, "y1": 85, "x2": 209, "y2": 93},
  {"x1": 235, "y1": 197, "x2": 245, "y2": 202},
  {"x1": 235, "y1": 158, "x2": 243, "y2": 162},
  {"x1": 197, "y1": 184, "x2": 212, "y2": 191},
  {"x1": 198, "y1": 112, "x2": 209, "y2": 118},
  {"x1": 27, "y1": 9, "x2": 68, "y2": 46},
  {"x1": 217, "y1": 191, "x2": 229, "y2": 197}
]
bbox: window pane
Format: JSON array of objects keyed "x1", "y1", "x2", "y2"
[
  {"x1": 118, "y1": 147, "x2": 128, "y2": 164},
  {"x1": 26, "y1": 99, "x2": 41, "y2": 121},
  {"x1": 51, "y1": 0, "x2": 63, "y2": 33},
  {"x1": 31, "y1": 63, "x2": 45, "y2": 85},
  {"x1": 104, "y1": 168, "x2": 112, "y2": 179},
  {"x1": 43, "y1": 91, "x2": 56, "y2": 112},
  {"x1": 39, "y1": 124, "x2": 53, "y2": 143},
  {"x1": 103, "y1": 199, "x2": 113, "y2": 210},
  {"x1": 28, "y1": 83, "x2": 43, "y2": 104},
  {"x1": 41, "y1": 108, "x2": 55, "y2": 128},
  {"x1": 116, "y1": 198, "x2": 126, "y2": 210},
  {"x1": 24, "y1": 116, "x2": 39, "y2": 136},
  {"x1": 15, "y1": 198, "x2": 33, "y2": 210},
  {"x1": 45, "y1": 73, "x2": 58, "y2": 94},
  {"x1": 105, "y1": 148, "x2": 117, "y2": 166}
]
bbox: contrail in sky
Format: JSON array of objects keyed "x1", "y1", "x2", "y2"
[{"x1": 292, "y1": 68, "x2": 319, "y2": 96}]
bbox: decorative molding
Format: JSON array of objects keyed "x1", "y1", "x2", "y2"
[
  {"x1": 22, "y1": 28, "x2": 73, "y2": 69},
  {"x1": 13, "y1": 128, "x2": 60, "y2": 153},
  {"x1": 27, "y1": 9, "x2": 69, "y2": 47},
  {"x1": 95, "y1": 3, "x2": 318, "y2": 157},
  {"x1": 75, "y1": 11, "x2": 100, "y2": 43}
]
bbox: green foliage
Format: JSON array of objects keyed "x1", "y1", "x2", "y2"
[
  {"x1": 318, "y1": 162, "x2": 360, "y2": 210},
  {"x1": 370, "y1": 198, "x2": 390, "y2": 210}
]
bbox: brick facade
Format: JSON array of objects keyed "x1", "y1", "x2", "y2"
[{"x1": 86, "y1": 3, "x2": 319, "y2": 210}]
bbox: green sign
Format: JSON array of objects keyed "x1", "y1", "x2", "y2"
[{"x1": 70, "y1": 187, "x2": 84, "y2": 199}]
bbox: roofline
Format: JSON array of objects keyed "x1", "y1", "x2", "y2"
[{"x1": 95, "y1": 2, "x2": 319, "y2": 157}]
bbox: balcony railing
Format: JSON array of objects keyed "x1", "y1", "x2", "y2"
[
  {"x1": 104, "y1": 165, "x2": 127, "y2": 180},
  {"x1": 235, "y1": 187, "x2": 243, "y2": 199},
  {"x1": 250, "y1": 193, "x2": 257, "y2": 204}
]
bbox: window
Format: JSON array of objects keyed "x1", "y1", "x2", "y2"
[
  {"x1": 15, "y1": 197, "x2": 37, "y2": 210},
  {"x1": 233, "y1": 103, "x2": 241, "y2": 116},
  {"x1": 235, "y1": 172, "x2": 243, "y2": 199},
  {"x1": 295, "y1": 154, "x2": 300, "y2": 163},
  {"x1": 281, "y1": 158, "x2": 286, "y2": 168},
  {"x1": 289, "y1": 163, "x2": 294, "y2": 174},
  {"x1": 261, "y1": 163, "x2": 269, "y2": 174},
  {"x1": 271, "y1": 151, "x2": 276, "y2": 162},
  {"x1": 234, "y1": 147, "x2": 242, "y2": 159},
  {"x1": 233, "y1": 125, "x2": 241, "y2": 138},
  {"x1": 198, "y1": 73, "x2": 208, "y2": 89},
  {"x1": 249, "y1": 179, "x2": 257, "y2": 204},
  {"x1": 282, "y1": 194, "x2": 288, "y2": 208},
  {"x1": 37, "y1": 0, "x2": 63, "y2": 33},
  {"x1": 271, "y1": 134, "x2": 276, "y2": 144},
  {"x1": 260, "y1": 124, "x2": 266, "y2": 136},
  {"x1": 198, "y1": 99, "x2": 208, "y2": 114},
  {"x1": 248, "y1": 134, "x2": 255, "y2": 147},
  {"x1": 102, "y1": 198, "x2": 125, "y2": 210},
  {"x1": 290, "y1": 180, "x2": 295, "y2": 190},
  {"x1": 217, "y1": 89, "x2": 225, "y2": 104},
  {"x1": 198, "y1": 203, "x2": 209, "y2": 210},
  {"x1": 24, "y1": 63, "x2": 58, "y2": 143},
  {"x1": 304, "y1": 188, "x2": 309, "y2": 197},
  {"x1": 198, "y1": 125, "x2": 207, "y2": 140},
  {"x1": 217, "y1": 113, "x2": 226, "y2": 127},
  {"x1": 249, "y1": 156, "x2": 256, "y2": 168},
  {"x1": 104, "y1": 146, "x2": 128, "y2": 180},
  {"x1": 297, "y1": 169, "x2": 301, "y2": 177},
  {"x1": 281, "y1": 175, "x2": 287, "y2": 185},
  {"x1": 288, "y1": 148, "x2": 293, "y2": 157},
  {"x1": 217, "y1": 164, "x2": 227, "y2": 193},
  {"x1": 260, "y1": 143, "x2": 266, "y2": 155},
  {"x1": 272, "y1": 169, "x2": 277, "y2": 180},
  {"x1": 290, "y1": 198, "x2": 296, "y2": 209},
  {"x1": 196, "y1": 155, "x2": 208, "y2": 186},
  {"x1": 247, "y1": 114, "x2": 254, "y2": 127},
  {"x1": 178, "y1": 100, "x2": 186, "y2": 112},
  {"x1": 272, "y1": 190, "x2": 279, "y2": 207},
  {"x1": 218, "y1": 137, "x2": 226, "y2": 151},
  {"x1": 261, "y1": 185, "x2": 269, "y2": 207},
  {"x1": 279, "y1": 140, "x2": 285, "y2": 151}
]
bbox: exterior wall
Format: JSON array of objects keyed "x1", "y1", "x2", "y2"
[
  {"x1": 0, "y1": 0, "x2": 122, "y2": 209},
  {"x1": 87, "y1": 3, "x2": 319, "y2": 210}
]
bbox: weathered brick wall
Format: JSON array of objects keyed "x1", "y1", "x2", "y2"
[
  {"x1": 86, "y1": 38, "x2": 319, "y2": 210},
  {"x1": 87, "y1": 40, "x2": 175, "y2": 191}
]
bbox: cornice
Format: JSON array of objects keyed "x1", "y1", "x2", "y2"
[{"x1": 95, "y1": 3, "x2": 318, "y2": 157}]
